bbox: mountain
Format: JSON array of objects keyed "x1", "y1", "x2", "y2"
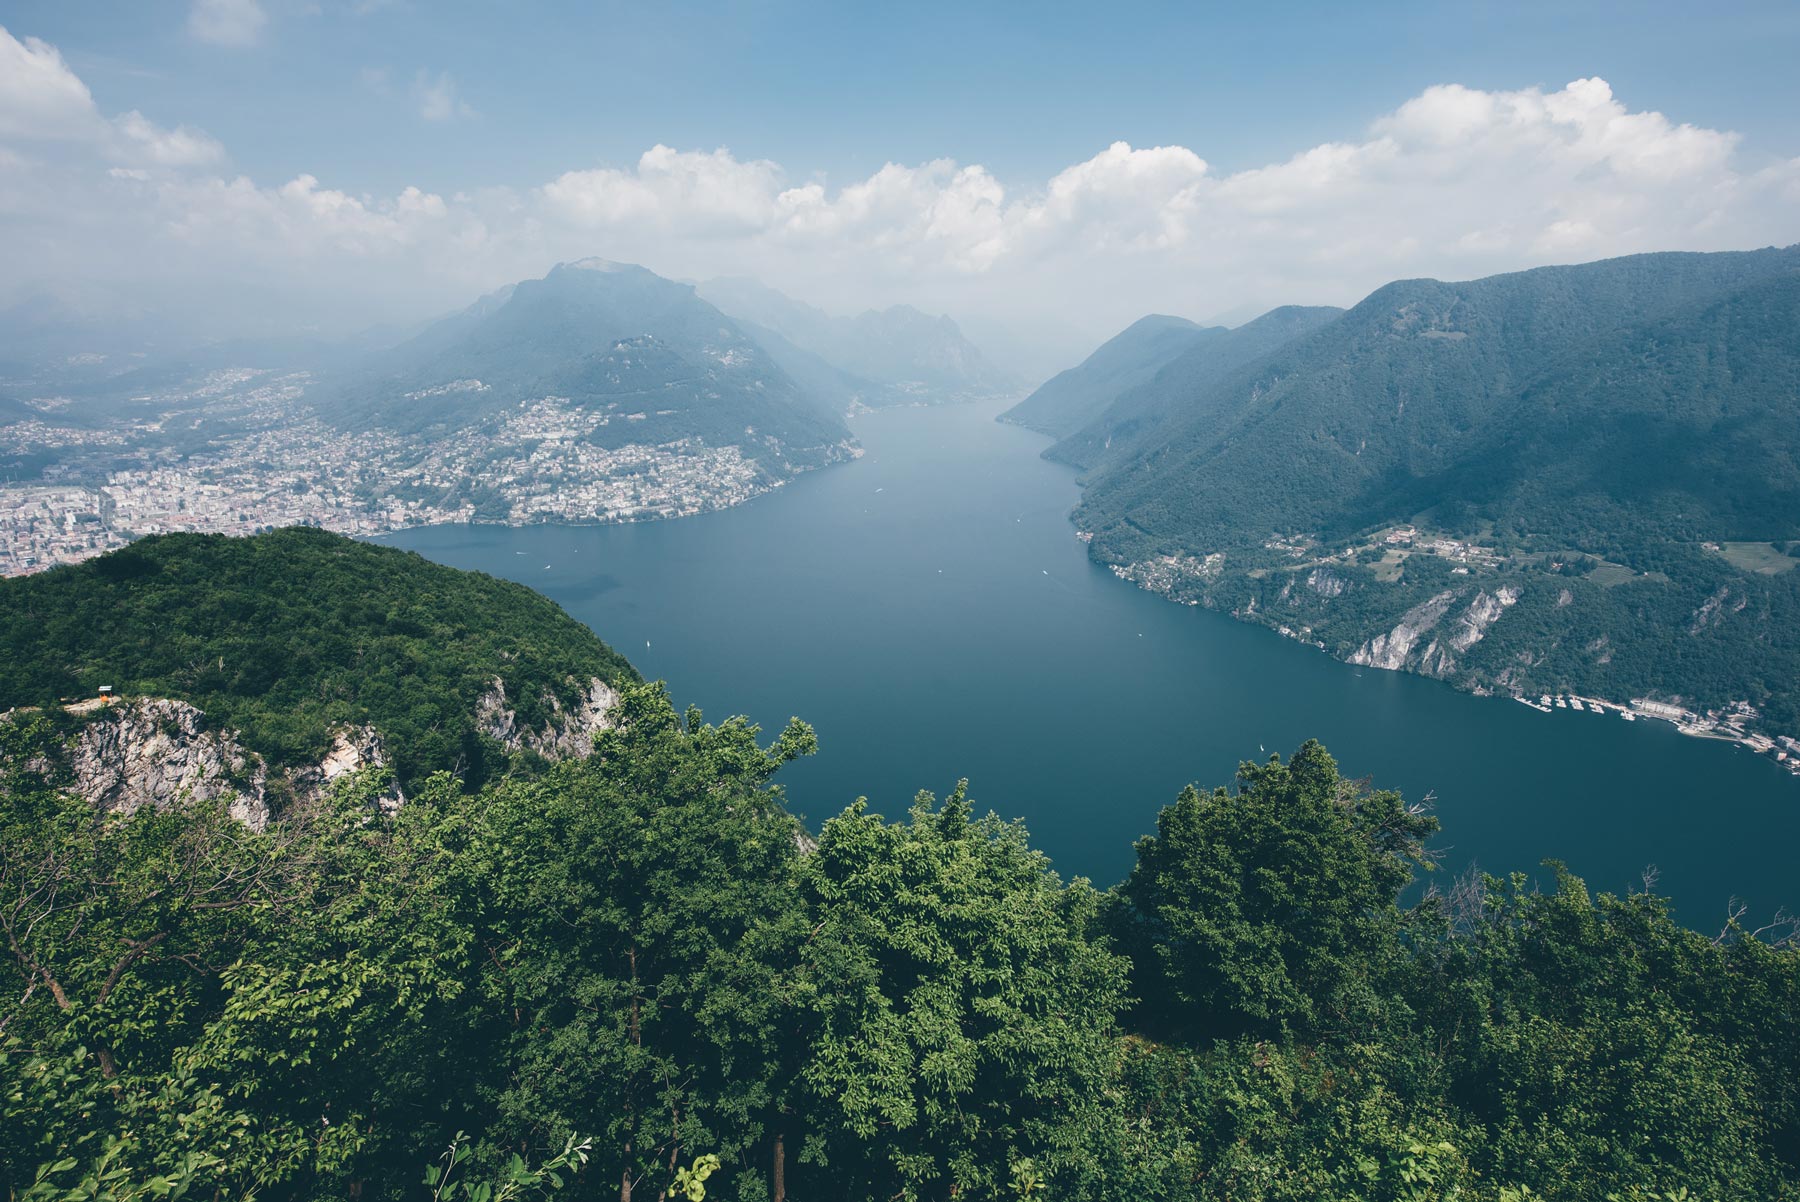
[
  {"x1": 998, "y1": 314, "x2": 1210, "y2": 437},
  {"x1": 723, "y1": 315, "x2": 907, "y2": 413},
  {"x1": 1073, "y1": 246, "x2": 1800, "y2": 732},
  {"x1": 1080, "y1": 247, "x2": 1800, "y2": 559},
  {"x1": 1045, "y1": 305, "x2": 1345, "y2": 471},
  {"x1": 323, "y1": 260, "x2": 853, "y2": 466},
  {"x1": 698, "y1": 277, "x2": 1018, "y2": 401},
  {"x1": 0, "y1": 527, "x2": 639, "y2": 796}
]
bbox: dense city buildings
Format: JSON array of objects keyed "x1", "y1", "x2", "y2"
[{"x1": 0, "y1": 369, "x2": 813, "y2": 576}]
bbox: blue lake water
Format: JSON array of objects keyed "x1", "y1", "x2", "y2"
[{"x1": 385, "y1": 398, "x2": 1800, "y2": 926}]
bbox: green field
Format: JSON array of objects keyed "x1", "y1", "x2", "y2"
[{"x1": 1719, "y1": 540, "x2": 1799, "y2": 574}]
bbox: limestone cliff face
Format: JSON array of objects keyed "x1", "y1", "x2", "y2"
[
  {"x1": 1348, "y1": 587, "x2": 1519, "y2": 679},
  {"x1": 1348, "y1": 591, "x2": 1458, "y2": 672},
  {"x1": 52, "y1": 702, "x2": 413, "y2": 827},
  {"x1": 286, "y1": 725, "x2": 405, "y2": 815},
  {"x1": 1448, "y1": 587, "x2": 1519, "y2": 653},
  {"x1": 8, "y1": 677, "x2": 621, "y2": 829},
  {"x1": 1306, "y1": 567, "x2": 1347, "y2": 598},
  {"x1": 67, "y1": 698, "x2": 271, "y2": 830},
  {"x1": 475, "y1": 676, "x2": 620, "y2": 760}
]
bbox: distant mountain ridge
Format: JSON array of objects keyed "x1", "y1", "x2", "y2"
[
  {"x1": 1038, "y1": 305, "x2": 1344, "y2": 470},
  {"x1": 1079, "y1": 246, "x2": 1800, "y2": 559},
  {"x1": 698, "y1": 277, "x2": 1018, "y2": 402},
  {"x1": 999, "y1": 314, "x2": 1210, "y2": 438},
  {"x1": 322, "y1": 259, "x2": 852, "y2": 465}
]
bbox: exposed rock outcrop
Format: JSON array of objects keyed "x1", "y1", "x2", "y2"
[
  {"x1": 1447, "y1": 587, "x2": 1519, "y2": 654},
  {"x1": 8, "y1": 675, "x2": 621, "y2": 831},
  {"x1": 288, "y1": 725, "x2": 405, "y2": 814},
  {"x1": 68, "y1": 698, "x2": 270, "y2": 830},
  {"x1": 1348, "y1": 590, "x2": 1459, "y2": 672},
  {"x1": 1689, "y1": 586, "x2": 1734, "y2": 634},
  {"x1": 1348, "y1": 587, "x2": 1519, "y2": 680},
  {"x1": 476, "y1": 676, "x2": 621, "y2": 760},
  {"x1": 1306, "y1": 567, "x2": 1347, "y2": 598}
]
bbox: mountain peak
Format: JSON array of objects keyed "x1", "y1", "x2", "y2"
[{"x1": 561, "y1": 257, "x2": 645, "y2": 274}]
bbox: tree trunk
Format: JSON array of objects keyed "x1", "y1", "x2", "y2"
[{"x1": 773, "y1": 1131, "x2": 786, "y2": 1202}]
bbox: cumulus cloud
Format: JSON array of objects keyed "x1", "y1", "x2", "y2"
[
  {"x1": 188, "y1": 0, "x2": 268, "y2": 48},
  {"x1": 0, "y1": 28, "x2": 226, "y2": 168},
  {"x1": 1, "y1": 28, "x2": 1796, "y2": 355},
  {"x1": 0, "y1": 30, "x2": 104, "y2": 141}
]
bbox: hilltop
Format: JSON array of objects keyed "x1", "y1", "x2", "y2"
[
  {"x1": 999, "y1": 313, "x2": 1210, "y2": 437},
  {"x1": 1038, "y1": 304, "x2": 1344, "y2": 469},
  {"x1": 0, "y1": 527, "x2": 638, "y2": 792}
]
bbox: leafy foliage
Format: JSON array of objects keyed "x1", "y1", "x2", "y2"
[
  {"x1": 0, "y1": 528, "x2": 638, "y2": 789},
  {"x1": 1112, "y1": 741, "x2": 1437, "y2": 1041},
  {"x1": 793, "y1": 783, "x2": 1128, "y2": 1200},
  {"x1": 6, "y1": 539, "x2": 1800, "y2": 1200}
]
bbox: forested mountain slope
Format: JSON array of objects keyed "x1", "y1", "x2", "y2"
[
  {"x1": 323, "y1": 260, "x2": 852, "y2": 466},
  {"x1": 1046, "y1": 303, "x2": 1344, "y2": 470},
  {"x1": 1078, "y1": 246, "x2": 1800, "y2": 558},
  {"x1": 999, "y1": 314, "x2": 1209, "y2": 437},
  {"x1": 1070, "y1": 246, "x2": 1800, "y2": 734}
]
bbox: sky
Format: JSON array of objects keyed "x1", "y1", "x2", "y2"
[{"x1": 2, "y1": 0, "x2": 1798, "y2": 370}]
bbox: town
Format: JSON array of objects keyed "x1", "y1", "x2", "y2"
[{"x1": 0, "y1": 369, "x2": 800, "y2": 577}]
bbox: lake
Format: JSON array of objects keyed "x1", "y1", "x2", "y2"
[{"x1": 385, "y1": 398, "x2": 1800, "y2": 926}]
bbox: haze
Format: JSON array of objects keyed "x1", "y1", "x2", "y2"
[{"x1": 4, "y1": 0, "x2": 1800, "y2": 374}]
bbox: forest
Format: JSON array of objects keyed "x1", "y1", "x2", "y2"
[
  {"x1": 5, "y1": 529, "x2": 1799, "y2": 1201},
  {"x1": 5, "y1": 686, "x2": 1798, "y2": 1201}
]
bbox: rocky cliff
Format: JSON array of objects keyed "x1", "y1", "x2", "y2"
[
  {"x1": 8, "y1": 675, "x2": 621, "y2": 827},
  {"x1": 64, "y1": 697, "x2": 272, "y2": 830},
  {"x1": 475, "y1": 675, "x2": 621, "y2": 760},
  {"x1": 1348, "y1": 587, "x2": 1519, "y2": 679}
]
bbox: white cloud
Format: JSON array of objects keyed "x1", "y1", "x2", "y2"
[
  {"x1": 0, "y1": 28, "x2": 102, "y2": 141},
  {"x1": 1, "y1": 34, "x2": 1796, "y2": 353},
  {"x1": 412, "y1": 70, "x2": 474, "y2": 122},
  {"x1": 188, "y1": 0, "x2": 268, "y2": 48},
  {"x1": 546, "y1": 146, "x2": 789, "y2": 234},
  {"x1": 0, "y1": 27, "x2": 226, "y2": 168},
  {"x1": 111, "y1": 111, "x2": 226, "y2": 168}
]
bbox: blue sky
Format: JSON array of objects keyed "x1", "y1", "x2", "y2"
[
  {"x1": 2, "y1": 1, "x2": 1798, "y2": 360},
  {"x1": 18, "y1": 0, "x2": 1800, "y2": 195}
]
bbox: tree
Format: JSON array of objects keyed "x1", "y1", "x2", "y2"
[
  {"x1": 472, "y1": 683, "x2": 816, "y2": 1202},
  {"x1": 793, "y1": 782, "x2": 1129, "y2": 1201},
  {"x1": 1112, "y1": 741, "x2": 1437, "y2": 1042}
]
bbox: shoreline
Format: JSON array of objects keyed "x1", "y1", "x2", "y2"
[
  {"x1": 3, "y1": 440, "x2": 862, "y2": 578},
  {"x1": 1102, "y1": 547, "x2": 1800, "y2": 779}
]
